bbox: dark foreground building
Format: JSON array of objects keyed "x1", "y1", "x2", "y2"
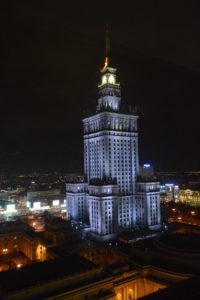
[
  {"x1": 1, "y1": 222, "x2": 200, "y2": 299},
  {"x1": 0, "y1": 253, "x2": 166, "y2": 300}
]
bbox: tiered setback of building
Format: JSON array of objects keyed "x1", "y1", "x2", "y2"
[{"x1": 66, "y1": 60, "x2": 161, "y2": 239}]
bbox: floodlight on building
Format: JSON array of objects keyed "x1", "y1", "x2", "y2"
[
  {"x1": 6, "y1": 204, "x2": 15, "y2": 212},
  {"x1": 33, "y1": 202, "x2": 41, "y2": 209},
  {"x1": 53, "y1": 200, "x2": 60, "y2": 206}
]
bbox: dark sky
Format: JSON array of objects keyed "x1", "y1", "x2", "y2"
[{"x1": 1, "y1": 1, "x2": 200, "y2": 173}]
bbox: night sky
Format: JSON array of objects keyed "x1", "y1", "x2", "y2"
[{"x1": 1, "y1": 1, "x2": 200, "y2": 173}]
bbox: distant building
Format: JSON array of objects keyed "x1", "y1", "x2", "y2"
[
  {"x1": 179, "y1": 188, "x2": 200, "y2": 206},
  {"x1": 0, "y1": 221, "x2": 48, "y2": 266},
  {"x1": 160, "y1": 184, "x2": 179, "y2": 203},
  {"x1": 26, "y1": 189, "x2": 64, "y2": 209},
  {"x1": 139, "y1": 164, "x2": 154, "y2": 179},
  {"x1": 0, "y1": 200, "x2": 16, "y2": 213},
  {"x1": 66, "y1": 40, "x2": 161, "y2": 240}
]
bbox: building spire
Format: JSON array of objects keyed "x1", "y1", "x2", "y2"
[{"x1": 103, "y1": 24, "x2": 110, "y2": 69}]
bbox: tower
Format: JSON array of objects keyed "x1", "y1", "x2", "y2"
[
  {"x1": 66, "y1": 31, "x2": 161, "y2": 239},
  {"x1": 82, "y1": 35, "x2": 139, "y2": 239}
]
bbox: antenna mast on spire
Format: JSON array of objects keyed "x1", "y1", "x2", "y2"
[{"x1": 103, "y1": 23, "x2": 110, "y2": 69}]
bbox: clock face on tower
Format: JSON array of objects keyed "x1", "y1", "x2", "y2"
[
  {"x1": 102, "y1": 74, "x2": 115, "y2": 85},
  {"x1": 102, "y1": 75, "x2": 107, "y2": 85},
  {"x1": 108, "y1": 74, "x2": 115, "y2": 84}
]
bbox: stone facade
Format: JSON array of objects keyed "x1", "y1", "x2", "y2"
[{"x1": 66, "y1": 61, "x2": 161, "y2": 238}]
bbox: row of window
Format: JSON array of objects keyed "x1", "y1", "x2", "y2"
[{"x1": 84, "y1": 120, "x2": 136, "y2": 133}]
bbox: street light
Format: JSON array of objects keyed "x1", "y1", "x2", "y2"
[
  {"x1": 2, "y1": 248, "x2": 8, "y2": 254},
  {"x1": 17, "y1": 264, "x2": 22, "y2": 269}
]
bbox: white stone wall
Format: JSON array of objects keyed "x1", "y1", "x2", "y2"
[
  {"x1": 83, "y1": 112, "x2": 139, "y2": 194},
  {"x1": 88, "y1": 195, "x2": 118, "y2": 236},
  {"x1": 67, "y1": 64, "x2": 161, "y2": 237},
  {"x1": 66, "y1": 183, "x2": 88, "y2": 222},
  {"x1": 136, "y1": 191, "x2": 161, "y2": 227}
]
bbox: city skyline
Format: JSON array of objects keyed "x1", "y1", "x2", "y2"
[{"x1": 1, "y1": 1, "x2": 200, "y2": 173}]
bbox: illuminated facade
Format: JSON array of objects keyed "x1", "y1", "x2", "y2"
[
  {"x1": 0, "y1": 230, "x2": 47, "y2": 272},
  {"x1": 66, "y1": 50, "x2": 161, "y2": 239},
  {"x1": 179, "y1": 189, "x2": 200, "y2": 206},
  {"x1": 160, "y1": 184, "x2": 179, "y2": 203}
]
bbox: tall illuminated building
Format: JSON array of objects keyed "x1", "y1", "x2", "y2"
[{"x1": 66, "y1": 34, "x2": 161, "y2": 239}]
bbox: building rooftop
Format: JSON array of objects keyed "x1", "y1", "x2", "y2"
[
  {"x1": 89, "y1": 177, "x2": 117, "y2": 186},
  {"x1": 137, "y1": 176, "x2": 159, "y2": 183},
  {"x1": 141, "y1": 276, "x2": 200, "y2": 300},
  {"x1": 46, "y1": 246, "x2": 69, "y2": 258},
  {"x1": 0, "y1": 254, "x2": 99, "y2": 294},
  {"x1": 124, "y1": 233, "x2": 200, "y2": 275}
]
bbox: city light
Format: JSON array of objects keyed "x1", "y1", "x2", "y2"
[
  {"x1": 53, "y1": 200, "x2": 60, "y2": 206},
  {"x1": 33, "y1": 202, "x2": 41, "y2": 209},
  {"x1": 17, "y1": 264, "x2": 22, "y2": 269},
  {"x1": 6, "y1": 204, "x2": 15, "y2": 212},
  {"x1": 143, "y1": 164, "x2": 151, "y2": 168}
]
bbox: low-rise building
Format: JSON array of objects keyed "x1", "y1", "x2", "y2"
[{"x1": 179, "y1": 188, "x2": 200, "y2": 206}]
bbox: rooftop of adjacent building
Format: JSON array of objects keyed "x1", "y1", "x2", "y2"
[
  {"x1": 140, "y1": 275, "x2": 200, "y2": 300},
  {"x1": 66, "y1": 175, "x2": 85, "y2": 184},
  {"x1": 120, "y1": 232, "x2": 200, "y2": 275},
  {"x1": 0, "y1": 254, "x2": 106, "y2": 294},
  {"x1": 137, "y1": 176, "x2": 159, "y2": 183},
  {"x1": 0, "y1": 220, "x2": 30, "y2": 234},
  {"x1": 89, "y1": 177, "x2": 117, "y2": 186}
]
